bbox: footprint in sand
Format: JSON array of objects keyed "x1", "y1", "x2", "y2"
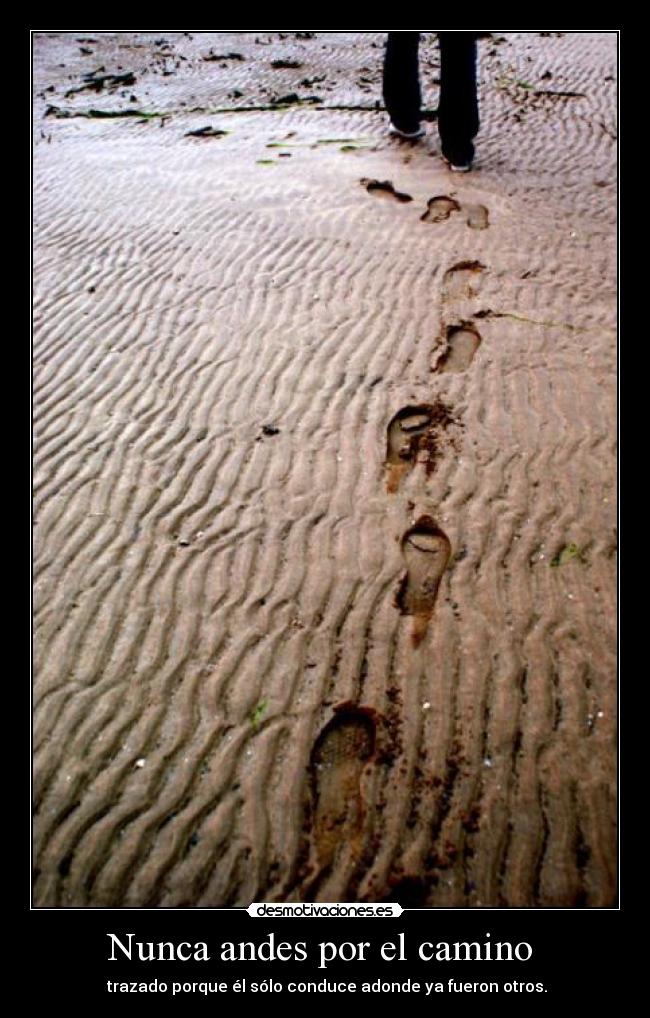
[
  {"x1": 309, "y1": 705, "x2": 377, "y2": 870},
  {"x1": 420, "y1": 195, "x2": 461, "y2": 223},
  {"x1": 442, "y1": 259, "x2": 486, "y2": 305},
  {"x1": 395, "y1": 516, "x2": 451, "y2": 647},
  {"x1": 435, "y1": 323, "x2": 482, "y2": 373},
  {"x1": 360, "y1": 177, "x2": 413, "y2": 203},
  {"x1": 386, "y1": 402, "x2": 457, "y2": 493},
  {"x1": 465, "y1": 203, "x2": 489, "y2": 230},
  {"x1": 421, "y1": 197, "x2": 489, "y2": 229}
]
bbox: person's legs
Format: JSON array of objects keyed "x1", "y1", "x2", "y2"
[
  {"x1": 382, "y1": 32, "x2": 422, "y2": 136},
  {"x1": 437, "y1": 32, "x2": 479, "y2": 168}
]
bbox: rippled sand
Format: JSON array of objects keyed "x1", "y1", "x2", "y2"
[{"x1": 33, "y1": 31, "x2": 617, "y2": 907}]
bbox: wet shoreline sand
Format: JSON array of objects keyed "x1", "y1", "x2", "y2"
[{"x1": 33, "y1": 31, "x2": 617, "y2": 907}]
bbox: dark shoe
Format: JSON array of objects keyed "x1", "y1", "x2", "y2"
[
  {"x1": 441, "y1": 138, "x2": 475, "y2": 172},
  {"x1": 389, "y1": 120, "x2": 426, "y2": 140}
]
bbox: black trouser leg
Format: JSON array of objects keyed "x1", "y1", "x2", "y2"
[
  {"x1": 437, "y1": 32, "x2": 479, "y2": 164},
  {"x1": 382, "y1": 31, "x2": 421, "y2": 134}
]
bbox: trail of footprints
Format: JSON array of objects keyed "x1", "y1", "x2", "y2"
[
  {"x1": 421, "y1": 195, "x2": 488, "y2": 230},
  {"x1": 361, "y1": 178, "x2": 489, "y2": 230},
  {"x1": 304, "y1": 258, "x2": 488, "y2": 896}
]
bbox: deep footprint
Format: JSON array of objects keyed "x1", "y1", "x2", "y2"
[
  {"x1": 386, "y1": 404, "x2": 436, "y2": 493},
  {"x1": 309, "y1": 705, "x2": 377, "y2": 869},
  {"x1": 396, "y1": 516, "x2": 451, "y2": 646},
  {"x1": 465, "y1": 203, "x2": 489, "y2": 229},
  {"x1": 421, "y1": 195, "x2": 461, "y2": 223},
  {"x1": 436, "y1": 323, "x2": 482, "y2": 373},
  {"x1": 386, "y1": 402, "x2": 457, "y2": 492},
  {"x1": 360, "y1": 177, "x2": 413, "y2": 202}
]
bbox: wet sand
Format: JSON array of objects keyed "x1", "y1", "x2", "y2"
[{"x1": 33, "y1": 31, "x2": 617, "y2": 907}]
